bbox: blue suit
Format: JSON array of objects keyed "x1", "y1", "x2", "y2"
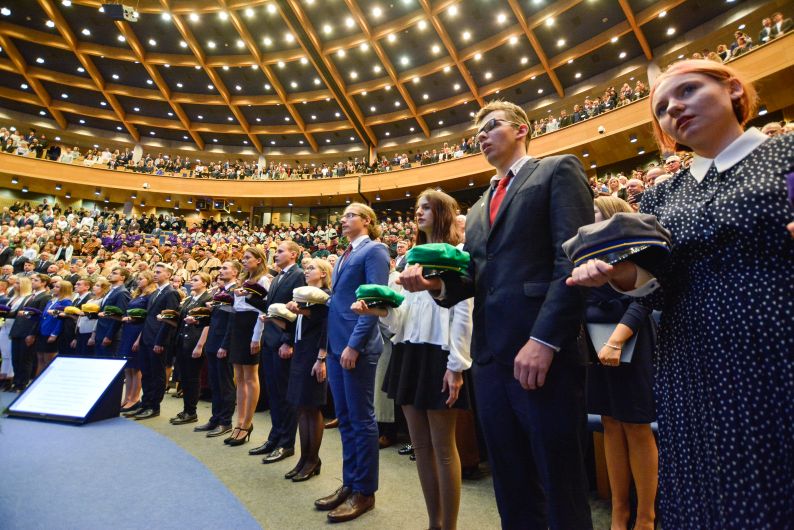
[
  {"x1": 94, "y1": 285, "x2": 131, "y2": 357},
  {"x1": 327, "y1": 237, "x2": 389, "y2": 496}
]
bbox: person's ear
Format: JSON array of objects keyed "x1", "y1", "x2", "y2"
[{"x1": 727, "y1": 78, "x2": 744, "y2": 103}]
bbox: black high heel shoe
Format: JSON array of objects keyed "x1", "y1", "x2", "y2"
[
  {"x1": 223, "y1": 427, "x2": 241, "y2": 445},
  {"x1": 284, "y1": 461, "x2": 305, "y2": 480},
  {"x1": 227, "y1": 425, "x2": 253, "y2": 447},
  {"x1": 292, "y1": 460, "x2": 321, "y2": 482},
  {"x1": 120, "y1": 401, "x2": 141, "y2": 413}
]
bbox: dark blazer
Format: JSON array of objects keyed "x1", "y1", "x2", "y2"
[
  {"x1": 258, "y1": 265, "x2": 306, "y2": 350},
  {"x1": 0, "y1": 246, "x2": 12, "y2": 266},
  {"x1": 34, "y1": 259, "x2": 52, "y2": 274},
  {"x1": 94, "y1": 286, "x2": 131, "y2": 344},
  {"x1": 10, "y1": 255, "x2": 29, "y2": 274},
  {"x1": 9, "y1": 291, "x2": 51, "y2": 339},
  {"x1": 328, "y1": 238, "x2": 390, "y2": 356},
  {"x1": 438, "y1": 155, "x2": 594, "y2": 365},
  {"x1": 175, "y1": 291, "x2": 213, "y2": 350},
  {"x1": 206, "y1": 288, "x2": 236, "y2": 355},
  {"x1": 140, "y1": 284, "x2": 181, "y2": 347}
]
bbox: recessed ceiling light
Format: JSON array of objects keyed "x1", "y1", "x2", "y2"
[
  {"x1": 148, "y1": 38, "x2": 157, "y2": 46},
  {"x1": 314, "y1": 78, "x2": 321, "y2": 85},
  {"x1": 290, "y1": 81, "x2": 298, "y2": 88},
  {"x1": 100, "y1": 101, "x2": 106, "y2": 106},
  {"x1": 300, "y1": 57, "x2": 309, "y2": 64},
  {"x1": 418, "y1": 19, "x2": 427, "y2": 30},
  {"x1": 149, "y1": 131, "x2": 155, "y2": 136},
  {"x1": 284, "y1": 116, "x2": 290, "y2": 122},
  {"x1": 370, "y1": 106, "x2": 376, "y2": 112},
  {"x1": 212, "y1": 138, "x2": 218, "y2": 143},
  {"x1": 112, "y1": 74, "x2": 119, "y2": 80},
  {"x1": 557, "y1": 38, "x2": 565, "y2": 47},
  {"x1": 385, "y1": 84, "x2": 391, "y2": 90},
  {"x1": 520, "y1": 56, "x2": 528, "y2": 65},
  {"x1": 176, "y1": 82, "x2": 183, "y2": 88},
  {"x1": 39, "y1": 110, "x2": 46, "y2": 116},
  {"x1": 20, "y1": 83, "x2": 28, "y2": 89},
  {"x1": 384, "y1": 132, "x2": 390, "y2": 136},
  {"x1": 387, "y1": 33, "x2": 396, "y2": 42},
  {"x1": 484, "y1": 72, "x2": 492, "y2": 80},
  {"x1": 335, "y1": 112, "x2": 341, "y2": 117},
  {"x1": 410, "y1": 127, "x2": 415, "y2": 132},
  {"x1": 263, "y1": 37, "x2": 272, "y2": 46},
  {"x1": 474, "y1": 53, "x2": 482, "y2": 61},
  {"x1": 264, "y1": 83, "x2": 271, "y2": 90},
  {"x1": 180, "y1": 40, "x2": 187, "y2": 48},
  {"x1": 658, "y1": 10, "x2": 667, "y2": 18},
  {"x1": 453, "y1": 83, "x2": 460, "y2": 90},
  {"x1": 168, "y1": 112, "x2": 173, "y2": 116},
  {"x1": 431, "y1": 44, "x2": 441, "y2": 54},
  {"x1": 438, "y1": 120, "x2": 443, "y2": 125},
  {"x1": 134, "y1": 107, "x2": 140, "y2": 112},
  {"x1": 497, "y1": 13, "x2": 507, "y2": 24},
  {"x1": 350, "y1": 71, "x2": 358, "y2": 79},
  {"x1": 267, "y1": 3, "x2": 277, "y2": 14},
  {"x1": 218, "y1": 11, "x2": 228, "y2": 21},
  {"x1": 360, "y1": 42, "x2": 369, "y2": 52},
  {"x1": 189, "y1": 13, "x2": 199, "y2": 22},
  {"x1": 462, "y1": 30, "x2": 471, "y2": 41},
  {"x1": 46, "y1": 20, "x2": 55, "y2": 28},
  {"x1": 299, "y1": 140, "x2": 304, "y2": 144},
  {"x1": 509, "y1": 36, "x2": 518, "y2": 45},
  {"x1": 666, "y1": 27, "x2": 675, "y2": 36},
  {"x1": 537, "y1": 88, "x2": 543, "y2": 94},
  {"x1": 345, "y1": 17, "x2": 354, "y2": 28},
  {"x1": 337, "y1": 49, "x2": 346, "y2": 58},
  {"x1": 619, "y1": 51, "x2": 627, "y2": 59},
  {"x1": 575, "y1": 72, "x2": 581, "y2": 79},
  {"x1": 207, "y1": 40, "x2": 216, "y2": 48},
  {"x1": 161, "y1": 12, "x2": 171, "y2": 21},
  {"x1": 311, "y1": 114, "x2": 317, "y2": 120},
  {"x1": 373, "y1": 65, "x2": 382, "y2": 73},
  {"x1": 235, "y1": 84, "x2": 242, "y2": 91},
  {"x1": 208, "y1": 84, "x2": 214, "y2": 90},
  {"x1": 228, "y1": 116, "x2": 234, "y2": 121},
  {"x1": 61, "y1": 93, "x2": 68, "y2": 98},
  {"x1": 326, "y1": 138, "x2": 331, "y2": 142},
  {"x1": 323, "y1": 24, "x2": 332, "y2": 35},
  {"x1": 183, "y1": 135, "x2": 188, "y2": 139},
  {"x1": 77, "y1": 67, "x2": 85, "y2": 73},
  {"x1": 285, "y1": 32, "x2": 295, "y2": 43},
  {"x1": 448, "y1": 5, "x2": 458, "y2": 17},
  {"x1": 81, "y1": 28, "x2": 91, "y2": 36},
  {"x1": 611, "y1": 36, "x2": 619, "y2": 43},
  {"x1": 400, "y1": 56, "x2": 409, "y2": 66},
  {"x1": 236, "y1": 39, "x2": 245, "y2": 48},
  {"x1": 198, "y1": 115, "x2": 203, "y2": 119},
  {"x1": 545, "y1": 17, "x2": 555, "y2": 26},
  {"x1": 36, "y1": 57, "x2": 44, "y2": 64},
  {"x1": 146, "y1": 79, "x2": 153, "y2": 85},
  {"x1": 277, "y1": 61, "x2": 285, "y2": 68},
  {"x1": 61, "y1": 0, "x2": 71, "y2": 6},
  {"x1": 423, "y1": 93, "x2": 429, "y2": 99},
  {"x1": 394, "y1": 101, "x2": 400, "y2": 107},
  {"x1": 372, "y1": 6, "x2": 382, "y2": 17},
  {"x1": 79, "y1": 119, "x2": 85, "y2": 124}
]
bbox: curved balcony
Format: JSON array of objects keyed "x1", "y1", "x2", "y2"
[{"x1": 1, "y1": 32, "x2": 792, "y2": 209}]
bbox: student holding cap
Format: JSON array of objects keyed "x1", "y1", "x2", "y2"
[
  {"x1": 117, "y1": 270, "x2": 156, "y2": 413},
  {"x1": 568, "y1": 59, "x2": 794, "y2": 529},
  {"x1": 353, "y1": 189, "x2": 473, "y2": 530}
]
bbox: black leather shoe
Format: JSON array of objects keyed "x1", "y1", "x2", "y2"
[
  {"x1": 194, "y1": 421, "x2": 218, "y2": 432},
  {"x1": 262, "y1": 447, "x2": 294, "y2": 464},
  {"x1": 170, "y1": 412, "x2": 198, "y2": 425},
  {"x1": 122, "y1": 408, "x2": 142, "y2": 418},
  {"x1": 315, "y1": 485, "x2": 352, "y2": 511},
  {"x1": 134, "y1": 409, "x2": 160, "y2": 420},
  {"x1": 284, "y1": 461, "x2": 304, "y2": 479},
  {"x1": 292, "y1": 460, "x2": 321, "y2": 482},
  {"x1": 120, "y1": 401, "x2": 141, "y2": 413},
  {"x1": 248, "y1": 440, "x2": 277, "y2": 456},
  {"x1": 398, "y1": 444, "x2": 414, "y2": 456},
  {"x1": 207, "y1": 424, "x2": 233, "y2": 438}
]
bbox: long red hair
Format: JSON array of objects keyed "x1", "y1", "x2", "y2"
[{"x1": 649, "y1": 59, "x2": 758, "y2": 154}]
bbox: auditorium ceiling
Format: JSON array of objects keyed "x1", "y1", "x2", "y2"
[{"x1": 0, "y1": 0, "x2": 751, "y2": 152}]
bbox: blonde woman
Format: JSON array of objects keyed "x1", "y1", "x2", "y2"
[
  {"x1": 0, "y1": 276, "x2": 31, "y2": 389},
  {"x1": 118, "y1": 271, "x2": 156, "y2": 413},
  {"x1": 36, "y1": 280, "x2": 73, "y2": 374}
]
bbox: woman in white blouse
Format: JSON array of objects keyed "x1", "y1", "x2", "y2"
[
  {"x1": 225, "y1": 247, "x2": 271, "y2": 446},
  {"x1": 352, "y1": 189, "x2": 473, "y2": 530}
]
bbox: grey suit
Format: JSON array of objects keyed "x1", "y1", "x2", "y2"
[{"x1": 439, "y1": 155, "x2": 594, "y2": 529}]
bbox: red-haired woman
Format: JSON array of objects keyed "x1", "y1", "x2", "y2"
[{"x1": 568, "y1": 59, "x2": 794, "y2": 529}]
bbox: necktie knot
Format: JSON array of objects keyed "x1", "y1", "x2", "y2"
[{"x1": 489, "y1": 171, "x2": 514, "y2": 225}]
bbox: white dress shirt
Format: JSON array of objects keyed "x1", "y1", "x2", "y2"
[{"x1": 233, "y1": 275, "x2": 271, "y2": 342}]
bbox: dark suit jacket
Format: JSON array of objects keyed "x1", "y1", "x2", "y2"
[
  {"x1": 10, "y1": 255, "x2": 29, "y2": 274},
  {"x1": 253, "y1": 266, "x2": 306, "y2": 350},
  {"x1": 438, "y1": 155, "x2": 594, "y2": 366},
  {"x1": 34, "y1": 259, "x2": 53, "y2": 274},
  {"x1": 94, "y1": 286, "x2": 132, "y2": 344},
  {"x1": 175, "y1": 291, "x2": 213, "y2": 350},
  {"x1": 0, "y1": 247, "x2": 12, "y2": 267},
  {"x1": 141, "y1": 284, "x2": 181, "y2": 347},
  {"x1": 9, "y1": 291, "x2": 52, "y2": 339},
  {"x1": 206, "y1": 288, "x2": 236, "y2": 355}
]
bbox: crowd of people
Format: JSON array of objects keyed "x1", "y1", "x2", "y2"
[{"x1": 2, "y1": 53, "x2": 793, "y2": 530}]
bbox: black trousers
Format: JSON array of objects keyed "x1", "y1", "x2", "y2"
[
  {"x1": 260, "y1": 344, "x2": 297, "y2": 449},
  {"x1": 206, "y1": 350, "x2": 235, "y2": 426},
  {"x1": 140, "y1": 341, "x2": 166, "y2": 411},
  {"x1": 176, "y1": 344, "x2": 203, "y2": 415},
  {"x1": 472, "y1": 360, "x2": 592, "y2": 530},
  {"x1": 11, "y1": 337, "x2": 34, "y2": 390},
  {"x1": 75, "y1": 332, "x2": 94, "y2": 356}
]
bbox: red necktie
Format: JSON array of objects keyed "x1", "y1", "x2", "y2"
[
  {"x1": 338, "y1": 245, "x2": 352, "y2": 269},
  {"x1": 489, "y1": 171, "x2": 513, "y2": 225}
]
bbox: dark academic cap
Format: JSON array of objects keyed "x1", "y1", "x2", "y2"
[{"x1": 563, "y1": 213, "x2": 672, "y2": 275}]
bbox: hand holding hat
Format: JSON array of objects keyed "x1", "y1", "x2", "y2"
[
  {"x1": 292, "y1": 286, "x2": 330, "y2": 306},
  {"x1": 355, "y1": 284, "x2": 405, "y2": 309},
  {"x1": 406, "y1": 243, "x2": 470, "y2": 277},
  {"x1": 267, "y1": 303, "x2": 297, "y2": 322}
]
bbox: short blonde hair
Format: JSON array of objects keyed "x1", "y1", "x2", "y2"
[
  {"x1": 310, "y1": 258, "x2": 333, "y2": 290},
  {"x1": 594, "y1": 196, "x2": 633, "y2": 219},
  {"x1": 474, "y1": 100, "x2": 530, "y2": 146}
]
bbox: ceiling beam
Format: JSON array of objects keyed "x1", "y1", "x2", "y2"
[
  {"x1": 115, "y1": 20, "x2": 205, "y2": 150},
  {"x1": 163, "y1": 2, "x2": 262, "y2": 153},
  {"x1": 0, "y1": 34, "x2": 67, "y2": 129},
  {"x1": 619, "y1": 0, "x2": 653, "y2": 60},
  {"x1": 343, "y1": 0, "x2": 430, "y2": 138},
  {"x1": 281, "y1": 0, "x2": 378, "y2": 147},
  {"x1": 220, "y1": 0, "x2": 318, "y2": 152},
  {"x1": 36, "y1": 0, "x2": 141, "y2": 141},
  {"x1": 418, "y1": 0, "x2": 484, "y2": 108},
  {"x1": 507, "y1": 0, "x2": 564, "y2": 98}
]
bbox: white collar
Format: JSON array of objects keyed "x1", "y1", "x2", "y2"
[
  {"x1": 689, "y1": 128, "x2": 767, "y2": 183},
  {"x1": 489, "y1": 155, "x2": 532, "y2": 187},
  {"x1": 349, "y1": 234, "x2": 370, "y2": 250},
  {"x1": 281, "y1": 263, "x2": 296, "y2": 274}
]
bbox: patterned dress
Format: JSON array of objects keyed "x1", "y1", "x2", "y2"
[{"x1": 639, "y1": 132, "x2": 793, "y2": 529}]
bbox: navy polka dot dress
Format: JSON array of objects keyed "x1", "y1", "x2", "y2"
[{"x1": 639, "y1": 133, "x2": 794, "y2": 529}]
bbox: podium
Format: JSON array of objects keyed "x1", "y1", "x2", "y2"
[{"x1": 6, "y1": 357, "x2": 127, "y2": 424}]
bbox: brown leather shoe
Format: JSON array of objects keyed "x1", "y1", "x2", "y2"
[
  {"x1": 378, "y1": 435, "x2": 394, "y2": 449},
  {"x1": 314, "y1": 485, "x2": 352, "y2": 511},
  {"x1": 324, "y1": 418, "x2": 339, "y2": 429},
  {"x1": 327, "y1": 492, "x2": 375, "y2": 523}
]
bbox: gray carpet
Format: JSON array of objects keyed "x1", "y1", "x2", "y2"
[
  {"x1": 1, "y1": 389, "x2": 611, "y2": 529},
  {"x1": 0, "y1": 392, "x2": 259, "y2": 530}
]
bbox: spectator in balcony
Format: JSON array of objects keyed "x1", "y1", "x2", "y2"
[
  {"x1": 715, "y1": 44, "x2": 730, "y2": 62},
  {"x1": 731, "y1": 36, "x2": 752, "y2": 58},
  {"x1": 771, "y1": 11, "x2": 793, "y2": 37},
  {"x1": 759, "y1": 17, "x2": 775, "y2": 43},
  {"x1": 761, "y1": 121, "x2": 784, "y2": 136},
  {"x1": 663, "y1": 154, "x2": 682, "y2": 176}
]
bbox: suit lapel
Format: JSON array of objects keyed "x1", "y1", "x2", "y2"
[
  {"x1": 332, "y1": 238, "x2": 370, "y2": 291},
  {"x1": 489, "y1": 159, "x2": 539, "y2": 237}
]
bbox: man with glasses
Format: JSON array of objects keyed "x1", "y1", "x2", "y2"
[{"x1": 401, "y1": 100, "x2": 594, "y2": 529}]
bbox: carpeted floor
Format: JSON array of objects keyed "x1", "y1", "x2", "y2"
[
  {"x1": 0, "y1": 392, "x2": 259, "y2": 530},
  {"x1": 1, "y1": 389, "x2": 612, "y2": 529}
]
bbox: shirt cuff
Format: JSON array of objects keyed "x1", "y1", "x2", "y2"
[
  {"x1": 530, "y1": 337, "x2": 560, "y2": 352},
  {"x1": 609, "y1": 266, "x2": 660, "y2": 297},
  {"x1": 433, "y1": 280, "x2": 447, "y2": 301}
]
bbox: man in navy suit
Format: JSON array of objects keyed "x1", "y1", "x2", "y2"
[
  {"x1": 401, "y1": 100, "x2": 594, "y2": 529},
  {"x1": 193, "y1": 261, "x2": 239, "y2": 438},
  {"x1": 127, "y1": 263, "x2": 181, "y2": 420},
  {"x1": 93, "y1": 267, "x2": 131, "y2": 357},
  {"x1": 314, "y1": 203, "x2": 389, "y2": 523},
  {"x1": 248, "y1": 241, "x2": 306, "y2": 463}
]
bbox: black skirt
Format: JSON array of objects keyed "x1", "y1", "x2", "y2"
[
  {"x1": 383, "y1": 342, "x2": 471, "y2": 411},
  {"x1": 286, "y1": 340, "x2": 327, "y2": 408},
  {"x1": 586, "y1": 326, "x2": 656, "y2": 424},
  {"x1": 229, "y1": 310, "x2": 261, "y2": 365},
  {"x1": 36, "y1": 334, "x2": 59, "y2": 354}
]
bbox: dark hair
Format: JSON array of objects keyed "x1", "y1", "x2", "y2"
[{"x1": 414, "y1": 189, "x2": 462, "y2": 246}]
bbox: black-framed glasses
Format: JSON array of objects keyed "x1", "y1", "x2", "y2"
[
  {"x1": 341, "y1": 212, "x2": 362, "y2": 220},
  {"x1": 476, "y1": 118, "x2": 521, "y2": 137}
]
